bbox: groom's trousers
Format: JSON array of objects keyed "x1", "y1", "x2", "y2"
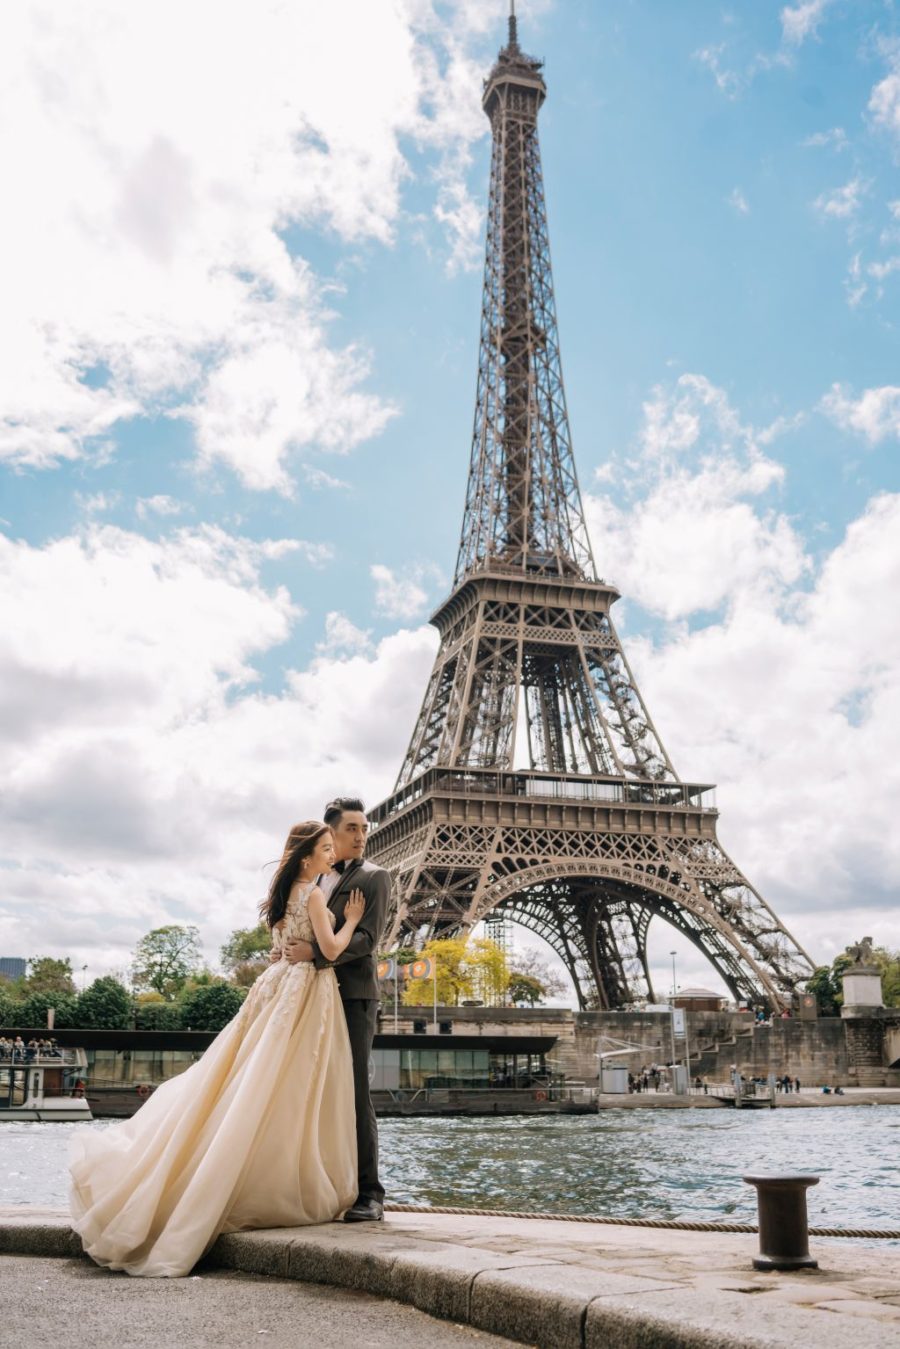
[{"x1": 342, "y1": 997, "x2": 384, "y2": 1204}]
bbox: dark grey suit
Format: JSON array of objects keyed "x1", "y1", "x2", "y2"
[{"x1": 313, "y1": 857, "x2": 389, "y2": 1203}]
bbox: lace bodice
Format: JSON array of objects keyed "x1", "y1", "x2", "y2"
[{"x1": 270, "y1": 880, "x2": 333, "y2": 952}]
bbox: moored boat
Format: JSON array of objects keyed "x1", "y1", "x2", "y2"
[{"x1": 0, "y1": 1047, "x2": 92, "y2": 1121}]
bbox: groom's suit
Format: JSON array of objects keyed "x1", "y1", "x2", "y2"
[{"x1": 313, "y1": 857, "x2": 390, "y2": 1204}]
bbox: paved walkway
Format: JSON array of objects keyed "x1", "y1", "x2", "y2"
[
  {"x1": 0, "y1": 1254, "x2": 516, "y2": 1349},
  {"x1": 2, "y1": 1206, "x2": 899, "y2": 1347}
]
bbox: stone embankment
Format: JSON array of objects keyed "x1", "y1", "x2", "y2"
[
  {"x1": 597, "y1": 1087, "x2": 900, "y2": 1109},
  {"x1": 3, "y1": 1204, "x2": 899, "y2": 1347}
]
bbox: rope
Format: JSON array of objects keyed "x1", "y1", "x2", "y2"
[{"x1": 384, "y1": 1202, "x2": 900, "y2": 1239}]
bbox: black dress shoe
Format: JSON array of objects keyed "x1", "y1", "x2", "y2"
[{"x1": 343, "y1": 1198, "x2": 384, "y2": 1222}]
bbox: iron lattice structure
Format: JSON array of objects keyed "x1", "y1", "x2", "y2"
[{"x1": 367, "y1": 12, "x2": 814, "y2": 1010}]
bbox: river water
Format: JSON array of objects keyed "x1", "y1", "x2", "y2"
[{"x1": 3, "y1": 1108, "x2": 898, "y2": 1232}]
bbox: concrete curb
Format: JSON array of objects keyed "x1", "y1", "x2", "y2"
[{"x1": 1, "y1": 1214, "x2": 897, "y2": 1348}]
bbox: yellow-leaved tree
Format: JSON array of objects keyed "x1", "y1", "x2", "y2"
[{"x1": 400, "y1": 936, "x2": 509, "y2": 1007}]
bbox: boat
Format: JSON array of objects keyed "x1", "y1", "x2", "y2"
[{"x1": 0, "y1": 1047, "x2": 93, "y2": 1121}]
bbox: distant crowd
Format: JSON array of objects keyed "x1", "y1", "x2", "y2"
[
  {"x1": 628, "y1": 1066, "x2": 665, "y2": 1092},
  {"x1": 0, "y1": 1035, "x2": 62, "y2": 1062},
  {"x1": 625, "y1": 1068, "x2": 847, "y2": 1095}
]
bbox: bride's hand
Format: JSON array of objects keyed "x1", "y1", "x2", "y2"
[{"x1": 344, "y1": 889, "x2": 365, "y2": 927}]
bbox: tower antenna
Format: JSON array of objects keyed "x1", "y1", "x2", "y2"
[{"x1": 508, "y1": 0, "x2": 519, "y2": 51}]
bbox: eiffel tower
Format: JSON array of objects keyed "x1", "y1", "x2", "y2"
[{"x1": 367, "y1": 7, "x2": 815, "y2": 1011}]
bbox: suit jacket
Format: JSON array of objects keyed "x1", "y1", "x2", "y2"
[{"x1": 312, "y1": 857, "x2": 390, "y2": 1001}]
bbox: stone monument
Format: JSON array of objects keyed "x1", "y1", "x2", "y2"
[{"x1": 841, "y1": 937, "x2": 887, "y2": 1087}]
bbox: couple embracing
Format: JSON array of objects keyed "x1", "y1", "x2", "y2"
[{"x1": 69, "y1": 798, "x2": 390, "y2": 1278}]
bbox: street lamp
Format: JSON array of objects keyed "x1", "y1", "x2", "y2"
[
  {"x1": 669, "y1": 951, "x2": 678, "y2": 1075},
  {"x1": 81, "y1": 964, "x2": 89, "y2": 992}
]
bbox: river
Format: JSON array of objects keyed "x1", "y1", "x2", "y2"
[{"x1": 3, "y1": 1108, "x2": 898, "y2": 1232}]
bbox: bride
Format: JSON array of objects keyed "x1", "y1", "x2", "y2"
[{"x1": 70, "y1": 821, "x2": 363, "y2": 1277}]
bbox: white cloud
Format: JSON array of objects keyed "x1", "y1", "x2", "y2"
[
  {"x1": 694, "y1": 45, "x2": 742, "y2": 98},
  {"x1": 629, "y1": 493, "x2": 900, "y2": 921},
  {"x1": 781, "y1": 0, "x2": 831, "y2": 47},
  {"x1": 303, "y1": 465, "x2": 351, "y2": 492},
  {"x1": 869, "y1": 43, "x2": 900, "y2": 141},
  {"x1": 695, "y1": 4, "x2": 833, "y2": 98},
  {"x1": 317, "y1": 611, "x2": 372, "y2": 655},
  {"x1": 820, "y1": 383, "x2": 900, "y2": 442},
  {"x1": 813, "y1": 178, "x2": 864, "y2": 219},
  {"x1": 587, "y1": 375, "x2": 805, "y2": 620},
  {"x1": 0, "y1": 1, "x2": 495, "y2": 489},
  {"x1": 868, "y1": 256, "x2": 900, "y2": 282},
  {"x1": 294, "y1": 542, "x2": 335, "y2": 569},
  {"x1": 728, "y1": 188, "x2": 750, "y2": 215},
  {"x1": 844, "y1": 252, "x2": 867, "y2": 307},
  {"x1": 135, "y1": 494, "x2": 185, "y2": 520},
  {"x1": 0, "y1": 520, "x2": 438, "y2": 971},
  {"x1": 584, "y1": 375, "x2": 900, "y2": 956},
  {"x1": 370, "y1": 563, "x2": 431, "y2": 620},
  {"x1": 4, "y1": 366, "x2": 900, "y2": 980},
  {"x1": 802, "y1": 127, "x2": 848, "y2": 151},
  {"x1": 76, "y1": 491, "x2": 121, "y2": 516}
]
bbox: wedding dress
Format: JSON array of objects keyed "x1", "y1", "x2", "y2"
[{"x1": 69, "y1": 880, "x2": 357, "y2": 1277}]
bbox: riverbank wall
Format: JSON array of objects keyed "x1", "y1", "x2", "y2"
[
  {"x1": 389, "y1": 1005, "x2": 900, "y2": 1088},
  {"x1": 5, "y1": 1006, "x2": 898, "y2": 1105}
]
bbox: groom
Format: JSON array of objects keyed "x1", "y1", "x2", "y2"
[{"x1": 283, "y1": 796, "x2": 389, "y2": 1222}]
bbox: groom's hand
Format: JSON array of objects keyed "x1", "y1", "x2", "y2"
[{"x1": 283, "y1": 940, "x2": 315, "y2": 965}]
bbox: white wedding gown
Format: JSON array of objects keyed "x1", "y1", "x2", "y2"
[{"x1": 69, "y1": 881, "x2": 357, "y2": 1277}]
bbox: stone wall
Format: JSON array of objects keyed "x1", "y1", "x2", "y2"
[
  {"x1": 385, "y1": 1003, "x2": 896, "y2": 1086},
  {"x1": 571, "y1": 1010, "x2": 754, "y2": 1081},
  {"x1": 572, "y1": 1011, "x2": 855, "y2": 1084}
]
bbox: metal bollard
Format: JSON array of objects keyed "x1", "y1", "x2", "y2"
[{"x1": 742, "y1": 1173, "x2": 819, "y2": 1271}]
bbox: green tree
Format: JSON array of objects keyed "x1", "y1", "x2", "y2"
[
  {"x1": 220, "y1": 924, "x2": 271, "y2": 974},
  {"x1": 179, "y1": 982, "x2": 245, "y2": 1031},
  {"x1": 18, "y1": 991, "x2": 79, "y2": 1029},
  {"x1": 507, "y1": 973, "x2": 545, "y2": 1007},
  {"x1": 807, "y1": 965, "x2": 840, "y2": 1016},
  {"x1": 881, "y1": 951, "x2": 900, "y2": 1007},
  {"x1": 0, "y1": 991, "x2": 22, "y2": 1027},
  {"x1": 221, "y1": 923, "x2": 271, "y2": 988},
  {"x1": 24, "y1": 957, "x2": 76, "y2": 997},
  {"x1": 76, "y1": 976, "x2": 132, "y2": 1029},
  {"x1": 134, "y1": 1001, "x2": 183, "y2": 1031},
  {"x1": 508, "y1": 948, "x2": 567, "y2": 1001},
  {"x1": 132, "y1": 925, "x2": 202, "y2": 999}
]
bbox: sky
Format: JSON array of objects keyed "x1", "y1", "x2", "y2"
[{"x1": 2, "y1": 0, "x2": 899, "y2": 1004}]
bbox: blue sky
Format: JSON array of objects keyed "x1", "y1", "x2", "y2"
[{"x1": 2, "y1": 0, "x2": 899, "y2": 1000}]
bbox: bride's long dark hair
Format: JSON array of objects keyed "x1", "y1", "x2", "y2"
[{"x1": 260, "y1": 821, "x2": 331, "y2": 929}]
